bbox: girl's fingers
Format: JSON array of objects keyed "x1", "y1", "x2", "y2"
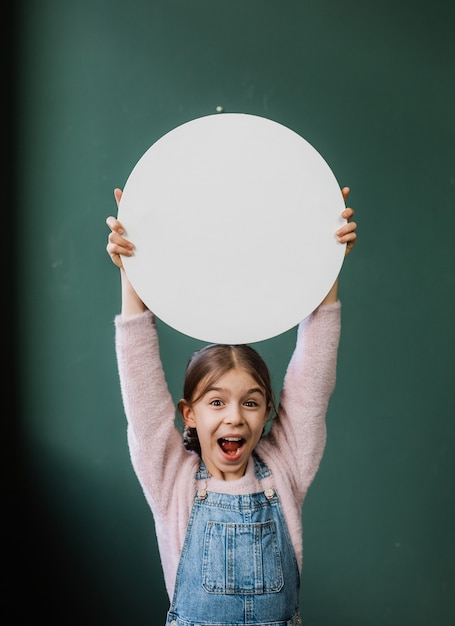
[
  {"x1": 106, "y1": 243, "x2": 123, "y2": 268},
  {"x1": 108, "y1": 230, "x2": 134, "y2": 252},
  {"x1": 341, "y1": 207, "x2": 354, "y2": 220},
  {"x1": 106, "y1": 215, "x2": 125, "y2": 235},
  {"x1": 337, "y1": 219, "x2": 357, "y2": 238},
  {"x1": 114, "y1": 188, "x2": 123, "y2": 208},
  {"x1": 344, "y1": 233, "x2": 357, "y2": 256},
  {"x1": 341, "y1": 186, "x2": 350, "y2": 201},
  {"x1": 106, "y1": 240, "x2": 133, "y2": 268},
  {"x1": 107, "y1": 189, "x2": 127, "y2": 268},
  {"x1": 337, "y1": 211, "x2": 357, "y2": 256},
  {"x1": 108, "y1": 242, "x2": 133, "y2": 257},
  {"x1": 338, "y1": 228, "x2": 357, "y2": 256},
  {"x1": 337, "y1": 206, "x2": 356, "y2": 238},
  {"x1": 106, "y1": 211, "x2": 134, "y2": 269},
  {"x1": 338, "y1": 188, "x2": 357, "y2": 256},
  {"x1": 340, "y1": 230, "x2": 357, "y2": 244}
]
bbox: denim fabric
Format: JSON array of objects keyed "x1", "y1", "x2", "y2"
[{"x1": 166, "y1": 455, "x2": 301, "y2": 626}]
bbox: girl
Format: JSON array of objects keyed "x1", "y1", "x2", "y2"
[{"x1": 106, "y1": 186, "x2": 357, "y2": 625}]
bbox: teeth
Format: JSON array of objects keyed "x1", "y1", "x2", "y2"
[{"x1": 223, "y1": 437, "x2": 241, "y2": 441}]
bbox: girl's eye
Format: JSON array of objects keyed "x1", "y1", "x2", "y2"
[
  {"x1": 210, "y1": 399, "x2": 223, "y2": 406},
  {"x1": 244, "y1": 400, "x2": 258, "y2": 407}
]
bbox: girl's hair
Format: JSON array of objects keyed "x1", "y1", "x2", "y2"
[{"x1": 181, "y1": 344, "x2": 277, "y2": 455}]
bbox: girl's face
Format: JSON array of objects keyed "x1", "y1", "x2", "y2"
[{"x1": 181, "y1": 367, "x2": 270, "y2": 481}]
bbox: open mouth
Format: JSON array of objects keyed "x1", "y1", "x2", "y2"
[{"x1": 218, "y1": 437, "x2": 245, "y2": 457}]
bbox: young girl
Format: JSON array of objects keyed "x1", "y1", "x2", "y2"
[{"x1": 106, "y1": 186, "x2": 357, "y2": 626}]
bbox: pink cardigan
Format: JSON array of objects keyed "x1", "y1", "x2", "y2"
[{"x1": 115, "y1": 302, "x2": 341, "y2": 601}]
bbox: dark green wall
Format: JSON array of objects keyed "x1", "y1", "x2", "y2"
[{"x1": 12, "y1": 1, "x2": 454, "y2": 624}]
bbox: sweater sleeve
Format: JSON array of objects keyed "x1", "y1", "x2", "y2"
[
  {"x1": 261, "y1": 301, "x2": 341, "y2": 500},
  {"x1": 114, "y1": 310, "x2": 191, "y2": 515}
]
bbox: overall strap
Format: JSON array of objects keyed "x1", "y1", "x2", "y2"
[
  {"x1": 253, "y1": 451, "x2": 272, "y2": 479},
  {"x1": 195, "y1": 459, "x2": 210, "y2": 481}
]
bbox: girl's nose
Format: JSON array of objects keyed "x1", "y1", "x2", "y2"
[{"x1": 224, "y1": 406, "x2": 243, "y2": 425}]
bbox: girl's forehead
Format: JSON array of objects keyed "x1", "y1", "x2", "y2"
[{"x1": 198, "y1": 367, "x2": 262, "y2": 392}]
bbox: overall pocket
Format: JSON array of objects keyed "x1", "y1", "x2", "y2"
[{"x1": 202, "y1": 520, "x2": 284, "y2": 594}]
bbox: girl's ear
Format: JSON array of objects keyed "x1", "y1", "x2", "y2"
[{"x1": 178, "y1": 399, "x2": 196, "y2": 427}]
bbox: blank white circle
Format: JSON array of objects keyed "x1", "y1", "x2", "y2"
[{"x1": 118, "y1": 113, "x2": 346, "y2": 344}]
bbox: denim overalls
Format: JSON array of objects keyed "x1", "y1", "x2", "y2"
[{"x1": 165, "y1": 454, "x2": 301, "y2": 626}]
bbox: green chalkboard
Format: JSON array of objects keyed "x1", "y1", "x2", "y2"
[{"x1": 12, "y1": 1, "x2": 455, "y2": 624}]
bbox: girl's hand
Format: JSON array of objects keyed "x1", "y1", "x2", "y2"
[
  {"x1": 320, "y1": 186, "x2": 358, "y2": 305},
  {"x1": 336, "y1": 186, "x2": 357, "y2": 257},
  {"x1": 106, "y1": 188, "x2": 134, "y2": 269},
  {"x1": 107, "y1": 188, "x2": 147, "y2": 316}
]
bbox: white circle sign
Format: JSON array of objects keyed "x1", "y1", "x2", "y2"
[{"x1": 118, "y1": 113, "x2": 346, "y2": 344}]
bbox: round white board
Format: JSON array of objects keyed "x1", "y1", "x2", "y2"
[{"x1": 118, "y1": 113, "x2": 346, "y2": 344}]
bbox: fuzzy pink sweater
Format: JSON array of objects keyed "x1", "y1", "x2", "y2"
[{"x1": 115, "y1": 302, "x2": 341, "y2": 601}]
